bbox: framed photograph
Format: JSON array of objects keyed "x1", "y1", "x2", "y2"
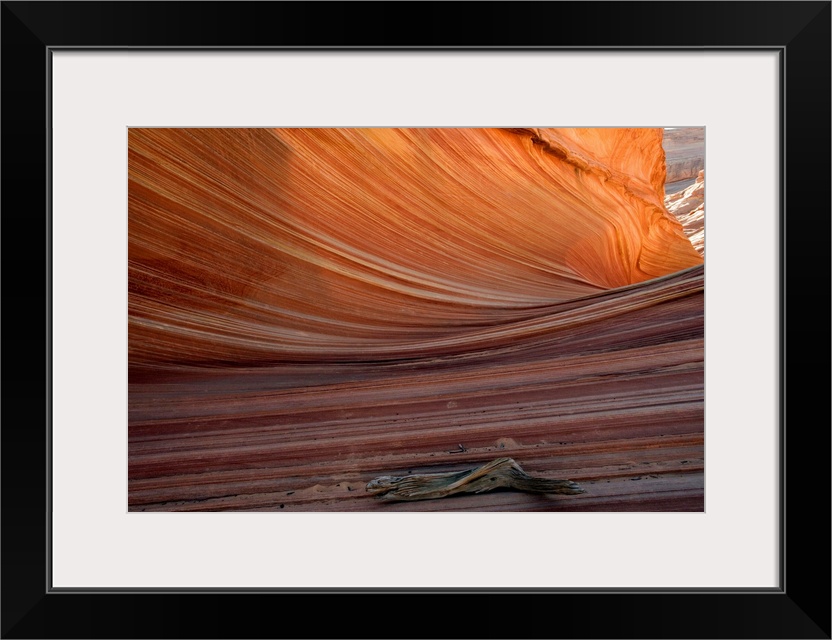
[{"x1": 3, "y1": 2, "x2": 829, "y2": 638}]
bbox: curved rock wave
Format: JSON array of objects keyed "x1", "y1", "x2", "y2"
[
  {"x1": 128, "y1": 127, "x2": 704, "y2": 512},
  {"x1": 129, "y1": 128, "x2": 702, "y2": 369},
  {"x1": 128, "y1": 265, "x2": 704, "y2": 512}
]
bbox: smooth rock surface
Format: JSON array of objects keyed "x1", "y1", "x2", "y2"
[
  {"x1": 129, "y1": 128, "x2": 702, "y2": 369},
  {"x1": 128, "y1": 128, "x2": 705, "y2": 512}
]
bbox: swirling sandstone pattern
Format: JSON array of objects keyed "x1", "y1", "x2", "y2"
[
  {"x1": 128, "y1": 128, "x2": 704, "y2": 512},
  {"x1": 129, "y1": 128, "x2": 701, "y2": 368}
]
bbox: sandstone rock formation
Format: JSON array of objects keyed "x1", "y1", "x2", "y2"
[
  {"x1": 665, "y1": 170, "x2": 705, "y2": 255},
  {"x1": 129, "y1": 128, "x2": 702, "y2": 370},
  {"x1": 129, "y1": 264, "x2": 704, "y2": 512},
  {"x1": 128, "y1": 127, "x2": 704, "y2": 512}
]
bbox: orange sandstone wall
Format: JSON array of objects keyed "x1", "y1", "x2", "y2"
[{"x1": 128, "y1": 128, "x2": 702, "y2": 369}]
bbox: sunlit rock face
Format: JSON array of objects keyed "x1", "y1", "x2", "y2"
[
  {"x1": 128, "y1": 128, "x2": 702, "y2": 370},
  {"x1": 666, "y1": 170, "x2": 705, "y2": 256}
]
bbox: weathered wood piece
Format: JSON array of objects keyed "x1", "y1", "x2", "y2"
[{"x1": 366, "y1": 457, "x2": 585, "y2": 502}]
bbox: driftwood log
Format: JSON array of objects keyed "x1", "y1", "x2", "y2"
[{"x1": 366, "y1": 457, "x2": 585, "y2": 502}]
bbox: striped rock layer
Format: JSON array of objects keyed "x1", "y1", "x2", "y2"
[
  {"x1": 129, "y1": 128, "x2": 702, "y2": 369},
  {"x1": 128, "y1": 128, "x2": 704, "y2": 512}
]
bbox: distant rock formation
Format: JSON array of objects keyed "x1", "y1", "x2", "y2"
[
  {"x1": 665, "y1": 170, "x2": 705, "y2": 256},
  {"x1": 663, "y1": 127, "x2": 705, "y2": 185}
]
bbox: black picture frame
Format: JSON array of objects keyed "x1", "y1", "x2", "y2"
[{"x1": 2, "y1": 2, "x2": 829, "y2": 638}]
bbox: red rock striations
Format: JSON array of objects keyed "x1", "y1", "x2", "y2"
[
  {"x1": 128, "y1": 128, "x2": 705, "y2": 512},
  {"x1": 129, "y1": 128, "x2": 701, "y2": 369}
]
